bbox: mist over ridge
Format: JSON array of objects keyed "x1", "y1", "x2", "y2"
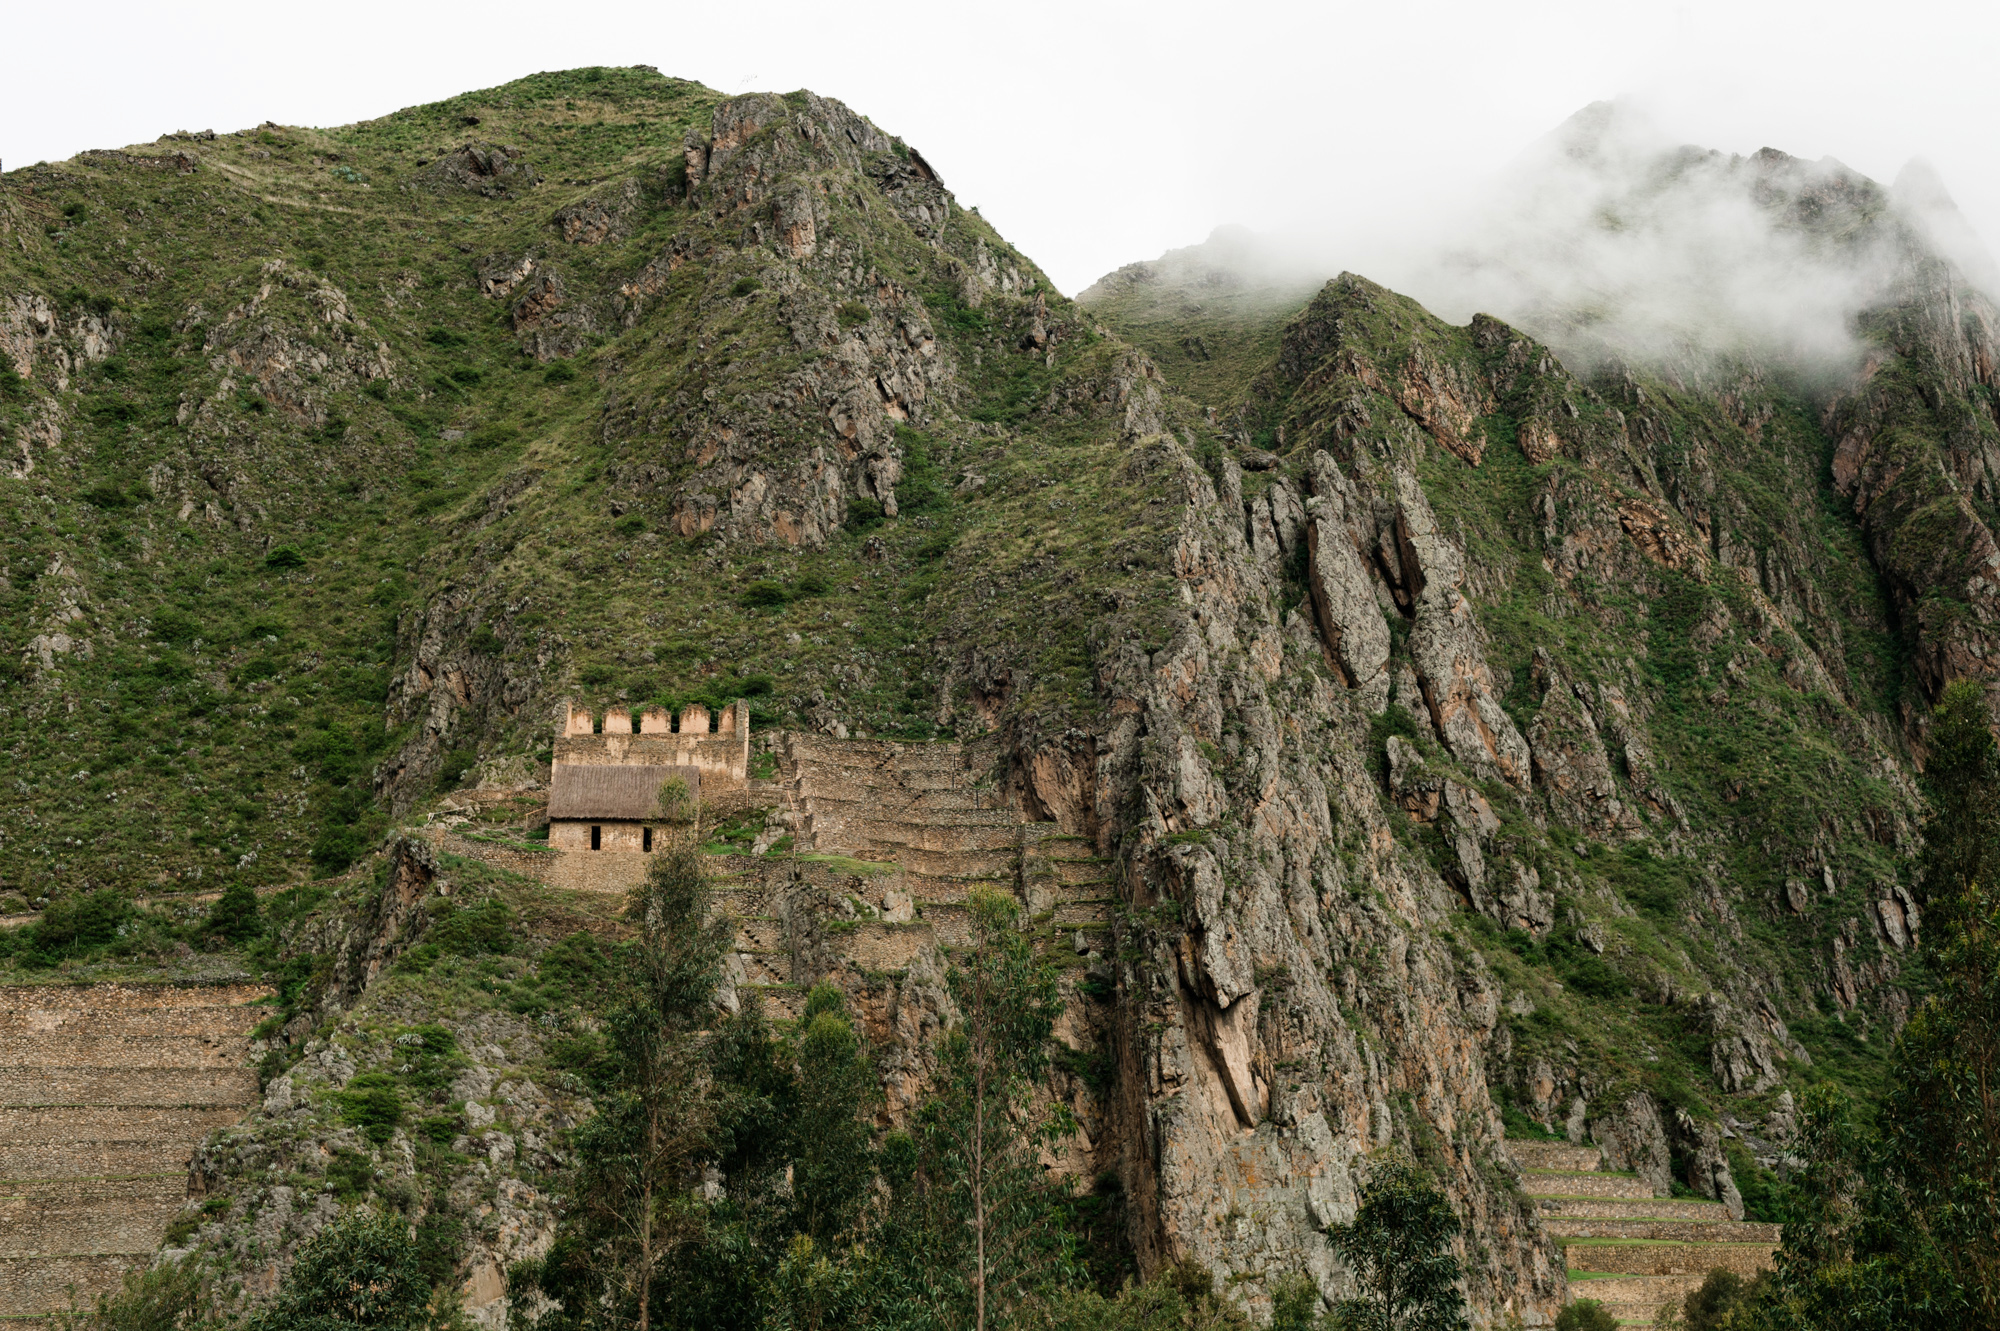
[{"x1": 1085, "y1": 100, "x2": 2000, "y2": 379}]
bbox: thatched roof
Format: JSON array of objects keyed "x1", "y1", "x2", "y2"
[{"x1": 547, "y1": 764, "x2": 699, "y2": 820}]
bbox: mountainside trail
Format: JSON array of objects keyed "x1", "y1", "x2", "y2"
[{"x1": 2, "y1": 65, "x2": 1992, "y2": 1326}]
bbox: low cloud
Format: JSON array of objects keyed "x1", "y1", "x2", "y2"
[{"x1": 1104, "y1": 100, "x2": 1999, "y2": 378}]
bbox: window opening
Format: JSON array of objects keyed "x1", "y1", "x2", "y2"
[
  {"x1": 643, "y1": 827, "x2": 653, "y2": 852},
  {"x1": 590, "y1": 825, "x2": 601, "y2": 850}
]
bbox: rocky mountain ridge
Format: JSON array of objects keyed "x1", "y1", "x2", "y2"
[{"x1": 1, "y1": 67, "x2": 1988, "y2": 1326}]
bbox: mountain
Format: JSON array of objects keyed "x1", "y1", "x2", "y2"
[{"x1": 2, "y1": 69, "x2": 1993, "y2": 1326}]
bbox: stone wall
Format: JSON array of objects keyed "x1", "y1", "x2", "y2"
[
  {"x1": 556, "y1": 699, "x2": 751, "y2": 791},
  {"x1": 0, "y1": 983, "x2": 268, "y2": 1322},
  {"x1": 549, "y1": 819, "x2": 655, "y2": 853}
]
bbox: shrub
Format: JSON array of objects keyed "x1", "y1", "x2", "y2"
[
  {"x1": 730, "y1": 277, "x2": 762, "y2": 297},
  {"x1": 536, "y1": 930, "x2": 614, "y2": 1006},
  {"x1": 263, "y1": 546, "x2": 306, "y2": 569},
  {"x1": 896, "y1": 427, "x2": 950, "y2": 514},
  {"x1": 204, "y1": 881, "x2": 264, "y2": 944},
  {"x1": 1565, "y1": 954, "x2": 1632, "y2": 1000},
  {"x1": 418, "y1": 1114, "x2": 461, "y2": 1144},
  {"x1": 434, "y1": 747, "x2": 477, "y2": 790},
  {"x1": 309, "y1": 823, "x2": 369, "y2": 875},
  {"x1": 429, "y1": 897, "x2": 515, "y2": 957},
  {"x1": 544, "y1": 360, "x2": 577, "y2": 383},
  {"x1": 425, "y1": 326, "x2": 468, "y2": 348},
  {"x1": 846, "y1": 497, "x2": 885, "y2": 532},
  {"x1": 335, "y1": 1072, "x2": 405, "y2": 1144},
  {"x1": 655, "y1": 776, "x2": 695, "y2": 825},
  {"x1": 1554, "y1": 1299, "x2": 1617, "y2": 1331},
  {"x1": 63, "y1": 1254, "x2": 223, "y2": 1330},
  {"x1": 26, "y1": 888, "x2": 132, "y2": 963},
  {"x1": 81, "y1": 483, "x2": 134, "y2": 509},
  {"x1": 838, "y1": 300, "x2": 870, "y2": 327},
  {"x1": 246, "y1": 1208, "x2": 429, "y2": 1328},
  {"x1": 742, "y1": 580, "x2": 789, "y2": 608},
  {"x1": 613, "y1": 514, "x2": 646, "y2": 536}
]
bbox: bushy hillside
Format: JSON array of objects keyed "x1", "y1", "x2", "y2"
[{"x1": 0, "y1": 66, "x2": 1176, "y2": 898}]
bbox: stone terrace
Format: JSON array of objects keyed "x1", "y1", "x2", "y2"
[
  {"x1": 725, "y1": 733, "x2": 1115, "y2": 1018},
  {"x1": 0, "y1": 985, "x2": 268, "y2": 1325},
  {"x1": 1511, "y1": 1138, "x2": 1780, "y2": 1323},
  {"x1": 441, "y1": 733, "x2": 1121, "y2": 1024}
]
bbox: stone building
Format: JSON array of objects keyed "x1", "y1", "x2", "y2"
[{"x1": 547, "y1": 700, "x2": 749, "y2": 852}]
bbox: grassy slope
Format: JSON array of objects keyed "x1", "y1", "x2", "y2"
[{"x1": 0, "y1": 67, "x2": 1195, "y2": 907}]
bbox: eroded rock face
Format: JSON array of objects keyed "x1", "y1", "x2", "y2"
[
  {"x1": 1079, "y1": 439, "x2": 1560, "y2": 1324},
  {"x1": 1304, "y1": 455, "x2": 1391, "y2": 708},
  {"x1": 509, "y1": 268, "x2": 596, "y2": 362},
  {"x1": 1390, "y1": 470, "x2": 1533, "y2": 789},
  {"x1": 202, "y1": 260, "x2": 393, "y2": 424},
  {"x1": 554, "y1": 179, "x2": 640, "y2": 246},
  {"x1": 1527, "y1": 649, "x2": 1636, "y2": 835},
  {"x1": 426, "y1": 143, "x2": 540, "y2": 198},
  {"x1": 1588, "y1": 1094, "x2": 1673, "y2": 1196}
]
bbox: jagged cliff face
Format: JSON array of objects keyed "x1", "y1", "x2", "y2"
[
  {"x1": 4, "y1": 69, "x2": 1993, "y2": 1325},
  {"x1": 1082, "y1": 129, "x2": 2000, "y2": 1284}
]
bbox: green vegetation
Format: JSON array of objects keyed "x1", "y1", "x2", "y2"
[
  {"x1": 1553, "y1": 1300, "x2": 1617, "y2": 1331},
  {"x1": 1322, "y1": 1155, "x2": 1469, "y2": 1331},
  {"x1": 1759, "y1": 682, "x2": 2000, "y2": 1328}
]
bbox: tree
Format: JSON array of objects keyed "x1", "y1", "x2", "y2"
[
  {"x1": 1322, "y1": 1154, "x2": 1469, "y2": 1331},
  {"x1": 1770, "y1": 680, "x2": 2000, "y2": 1328},
  {"x1": 654, "y1": 775, "x2": 696, "y2": 828},
  {"x1": 523, "y1": 833, "x2": 733, "y2": 1330},
  {"x1": 203, "y1": 879, "x2": 264, "y2": 943},
  {"x1": 870, "y1": 886, "x2": 1072, "y2": 1330},
  {"x1": 53, "y1": 1255, "x2": 224, "y2": 1331},
  {"x1": 788, "y1": 985, "x2": 879, "y2": 1245},
  {"x1": 246, "y1": 1209, "x2": 435, "y2": 1329}
]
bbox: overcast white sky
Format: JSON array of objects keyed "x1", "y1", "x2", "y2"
[{"x1": 4, "y1": 0, "x2": 1995, "y2": 297}]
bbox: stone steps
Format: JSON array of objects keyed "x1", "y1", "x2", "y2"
[
  {"x1": 899, "y1": 845, "x2": 1020, "y2": 879},
  {"x1": 0, "y1": 1034, "x2": 250, "y2": 1070},
  {"x1": 0, "y1": 1068, "x2": 260, "y2": 1108},
  {"x1": 1563, "y1": 1241, "x2": 1776, "y2": 1277},
  {"x1": 1511, "y1": 1133, "x2": 1778, "y2": 1323},
  {"x1": 0, "y1": 1254, "x2": 139, "y2": 1318},
  {"x1": 0, "y1": 1007, "x2": 257, "y2": 1039},
  {"x1": 1521, "y1": 1170, "x2": 1653, "y2": 1201},
  {"x1": 0, "y1": 985, "x2": 266, "y2": 1320},
  {"x1": 1563, "y1": 1273, "x2": 1705, "y2": 1319},
  {"x1": 898, "y1": 872, "x2": 1015, "y2": 903},
  {"x1": 0, "y1": 1182, "x2": 186, "y2": 1257},
  {"x1": 1544, "y1": 1218, "x2": 1780, "y2": 1243},
  {"x1": 842, "y1": 820, "x2": 1023, "y2": 853},
  {"x1": 1534, "y1": 1196, "x2": 1735, "y2": 1223},
  {"x1": 1509, "y1": 1140, "x2": 1606, "y2": 1172}
]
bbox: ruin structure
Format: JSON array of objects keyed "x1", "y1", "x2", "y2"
[{"x1": 546, "y1": 700, "x2": 749, "y2": 851}]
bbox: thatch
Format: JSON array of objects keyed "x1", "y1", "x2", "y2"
[{"x1": 547, "y1": 764, "x2": 700, "y2": 821}]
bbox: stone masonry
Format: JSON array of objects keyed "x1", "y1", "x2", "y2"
[{"x1": 0, "y1": 984, "x2": 268, "y2": 1323}]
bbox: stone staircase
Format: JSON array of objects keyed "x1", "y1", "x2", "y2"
[
  {"x1": 721, "y1": 734, "x2": 1115, "y2": 1015},
  {"x1": 1512, "y1": 1139, "x2": 1780, "y2": 1324},
  {"x1": 0, "y1": 985, "x2": 267, "y2": 1325}
]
